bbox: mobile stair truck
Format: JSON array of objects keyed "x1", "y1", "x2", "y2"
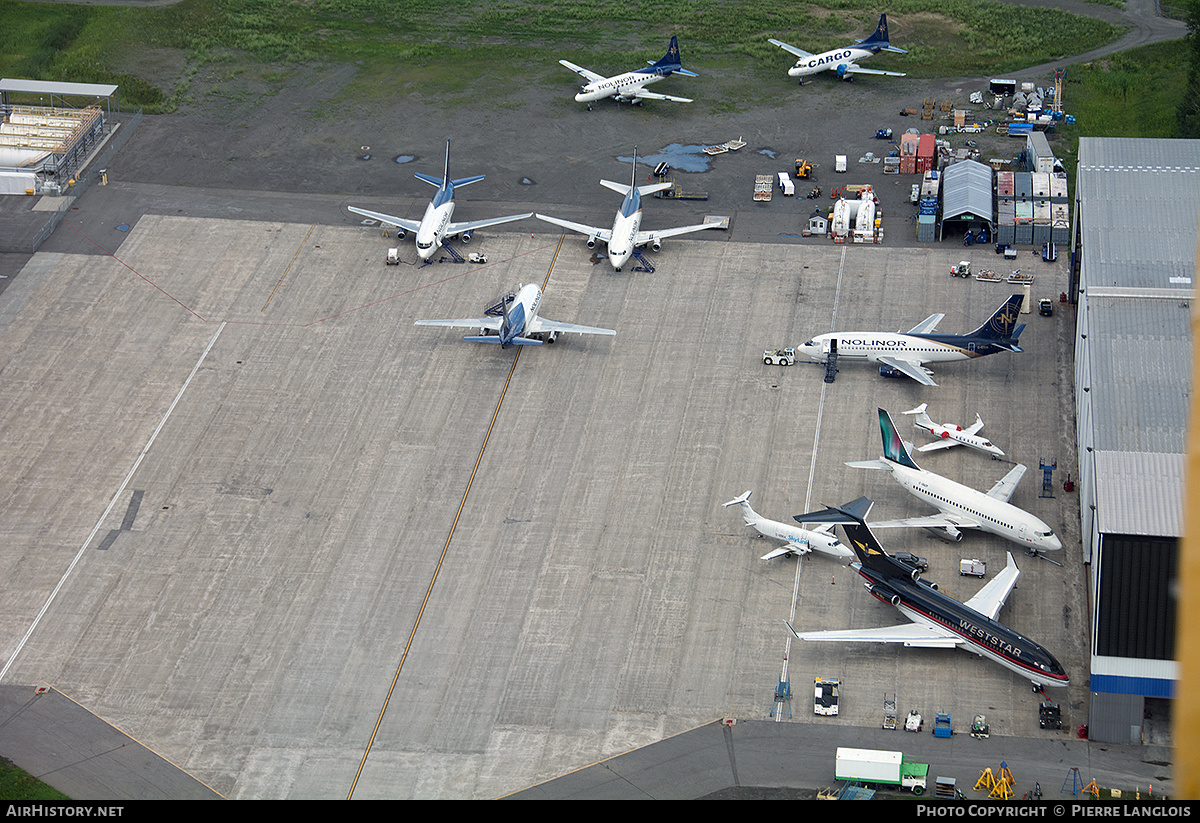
[{"x1": 835, "y1": 747, "x2": 929, "y2": 795}]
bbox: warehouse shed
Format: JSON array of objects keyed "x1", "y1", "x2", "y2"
[
  {"x1": 937, "y1": 159, "x2": 994, "y2": 242},
  {"x1": 1072, "y1": 137, "x2": 1198, "y2": 744}
]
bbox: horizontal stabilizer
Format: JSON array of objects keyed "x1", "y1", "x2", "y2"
[
  {"x1": 462, "y1": 336, "x2": 543, "y2": 345},
  {"x1": 792, "y1": 496, "x2": 874, "y2": 527}
]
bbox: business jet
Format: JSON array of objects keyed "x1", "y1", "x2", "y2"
[
  {"x1": 560, "y1": 36, "x2": 698, "y2": 109},
  {"x1": 784, "y1": 497, "x2": 1069, "y2": 690},
  {"x1": 903, "y1": 403, "x2": 1005, "y2": 458},
  {"x1": 348, "y1": 139, "x2": 531, "y2": 262},
  {"x1": 722, "y1": 491, "x2": 856, "y2": 561},
  {"x1": 847, "y1": 408, "x2": 1062, "y2": 553},
  {"x1": 414, "y1": 282, "x2": 615, "y2": 348},
  {"x1": 769, "y1": 14, "x2": 907, "y2": 83},
  {"x1": 535, "y1": 148, "x2": 714, "y2": 271},
  {"x1": 796, "y1": 294, "x2": 1026, "y2": 386}
]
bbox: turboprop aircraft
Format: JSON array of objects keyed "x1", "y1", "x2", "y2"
[
  {"x1": 903, "y1": 403, "x2": 1005, "y2": 458},
  {"x1": 847, "y1": 408, "x2": 1062, "y2": 553},
  {"x1": 535, "y1": 148, "x2": 714, "y2": 271},
  {"x1": 414, "y1": 282, "x2": 615, "y2": 348},
  {"x1": 347, "y1": 139, "x2": 531, "y2": 262},
  {"x1": 795, "y1": 294, "x2": 1026, "y2": 386},
  {"x1": 769, "y1": 14, "x2": 908, "y2": 83},
  {"x1": 559, "y1": 36, "x2": 698, "y2": 109},
  {"x1": 784, "y1": 497, "x2": 1069, "y2": 690},
  {"x1": 722, "y1": 491, "x2": 856, "y2": 561}
]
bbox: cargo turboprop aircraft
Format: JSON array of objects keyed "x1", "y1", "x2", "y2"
[
  {"x1": 847, "y1": 408, "x2": 1062, "y2": 553},
  {"x1": 559, "y1": 36, "x2": 698, "y2": 109},
  {"x1": 795, "y1": 294, "x2": 1026, "y2": 386},
  {"x1": 348, "y1": 139, "x2": 531, "y2": 262},
  {"x1": 769, "y1": 14, "x2": 908, "y2": 82},
  {"x1": 535, "y1": 148, "x2": 714, "y2": 271},
  {"x1": 414, "y1": 282, "x2": 615, "y2": 348},
  {"x1": 903, "y1": 403, "x2": 1005, "y2": 458},
  {"x1": 784, "y1": 496, "x2": 1069, "y2": 690},
  {"x1": 722, "y1": 491, "x2": 857, "y2": 561}
]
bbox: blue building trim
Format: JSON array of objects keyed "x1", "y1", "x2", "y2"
[{"x1": 1090, "y1": 674, "x2": 1175, "y2": 698}]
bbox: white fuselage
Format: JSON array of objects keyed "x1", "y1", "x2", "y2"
[
  {"x1": 788, "y1": 46, "x2": 877, "y2": 78},
  {"x1": 416, "y1": 199, "x2": 455, "y2": 261},
  {"x1": 890, "y1": 463, "x2": 1062, "y2": 552},
  {"x1": 607, "y1": 208, "x2": 641, "y2": 270},
  {"x1": 577, "y1": 71, "x2": 663, "y2": 103},
  {"x1": 734, "y1": 502, "x2": 853, "y2": 560},
  {"x1": 919, "y1": 421, "x2": 1004, "y2": 457},
  {"x1": 797, "y1": 332, "x2": 966, "y2": 366},
  {"x1": 505, "y1": 283, "x2": 543, "y2": 338}
]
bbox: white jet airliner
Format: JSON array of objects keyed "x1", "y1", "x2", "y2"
[
  {"x1": 722, "y1": 491, "x2": 856, "y2": 561},
  {"x1": 414, "y1": 282, "x2": 615, "y2": 349},
  {"x1": 535, "y1": 148, "x2": 714, "y2": 271},
  {"x1": 903, "y1": 404, "x2": 1005, "y2": 458},
  {"x1": 769, "y1": 14, "x2": 907, "y2": 82},
  {"x1": 848, "y1": 409, "x2": 1062, "y2": 553},
  {"x1": 560, "y1": 36, "x2": 698, "y2": 109},
  {"x1": 348, "y1": 139, "x2": 530, "y2": 262}
]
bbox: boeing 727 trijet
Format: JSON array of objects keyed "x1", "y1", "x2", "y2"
[
  {"x1": 784, "y1": 496, "x2": 1069, "y2": 690},
  {"x1": 348, "y1": 139, "x2": 530, "y2": 262}
]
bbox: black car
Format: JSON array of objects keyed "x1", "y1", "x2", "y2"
[{"x1": 895, "y1": 551, "x2": 929, "y2": 571}]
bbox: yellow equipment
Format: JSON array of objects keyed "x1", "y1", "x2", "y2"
[{"x1": 795, "y1": 159, "x2": 814, "y2": 179}]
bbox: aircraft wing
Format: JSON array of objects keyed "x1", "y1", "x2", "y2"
[
  {"x1": 762, "y1": 544, "x2": 805, "y2": 561},
  {"x1": 348, "y1": 206, "x2": 422, "y2": 234},
  {"x1": 535, "y1": 214, "x2": 612, "y2": 243},
  {"x1": 630, "y1": 89, "x2": 693, "y2": 103},
  {"x1": 906, "y1": 313, "x2": 945, "y2": 334},
  {"x1": 876, "y1": 356, "x2": 937, "y2": 386},
  {"x1": 868, "y1": 513, "x2": 982, "y2": 532},
  {"x1": 414, "y1": 317, "x2": 503, "y2": 331},
  {"x1": 916, "y1": 439, "x2": 960, "y2": 453},
  {"x1": 559, "y1": 60, "x2": 606, "y2": 84},
  {"x1": 964, "y1": 416, "x2": 986, "y2": 436},
  {"x1": 842, "y1": 64, "x2": 906, "y2": 77},
  {"x1": 527, "y1": 316, "x2": 616, "y2": 337},
  {"x1": 985, "y1": 464, "x2": 1027, "y2": 503},
  {"x1": 447, "y1": 212, "x2": 533, "y2": 235},
  {"x1": 787, "y1": 620, "x2": 962, "y2": 649},
  {"x1": 635, "y1": 222, "x2": 713, "y2": 246},
  {"x1": 768, "y1": 38, "x2": 813, "y2": 59},
  {"x1": 963, "y1": 552, "x2": 1020, "y2": 621}
]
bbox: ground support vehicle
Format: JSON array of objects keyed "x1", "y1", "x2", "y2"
[
  {"x1": 1039, "y1": 702, "x2": 1062, "y2": 729},
  {"x1": 950, "y1": 261, "x2": 971, "y2": 278},
  {"x1": 795, "y1": 159, "x2": 814, "y2": 179},
  {"x1": 814, "y1": 678, "x2": 840, "y2": 716},
  {"x1": 763, "y1": 348, "x2": 795, "y2": 366},
  {"x1": 971, "y1": 715, "x2": 990, "y2": 739},
  {"x1": 1039, "y1": 298, "x2": 1054, "y2": 316},
  {"x1": 905, "y1": 710, "x2": 923, "y2": 732},
  {"x1": 876, "y1": 128, "x2": 894, "y2": 140},
  {"x1": 835, "y1": 748, "x2": 928, "y2": 795},
  {"x1": 960, "y1": 559, "x2": 987, "y2": 577},
  {"x1": 387, "y1": 248, "x2": 400, "y2": 265},
  {"x1": 934, "y1": 712, "x2": 952, "y2": 738}
]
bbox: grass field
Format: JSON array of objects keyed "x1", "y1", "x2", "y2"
[{"x1": 0, "y1": 757, "x2": 70, "y2": 801}]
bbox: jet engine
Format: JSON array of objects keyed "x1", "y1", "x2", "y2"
[
  {"x1": 460, "y1": 231, "x2": 472, "y2": 244},
  {"x1": 868, "y1": 584, "x2": 901, "y2": 606},
  {"x1": 587, "y1": 235, "x2": 598, "y2": 249},
  {"x1": 836, "y1": 64, "x2": 853, "y2": 80},
  {"x1": 651, "y1": 238, "x2": 662, "y2": 252},
  {"x1": 929, "y1": 525, "x2": 963, "y2": 542},
  {"x1": 918, "y1": 578, "x2": 940, "y2": 591},
  {"x1": 394, "y1": 228, "x2": 407, "y2": 239}
]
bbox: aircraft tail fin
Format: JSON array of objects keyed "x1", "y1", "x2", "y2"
[
  {"x1": 902, "y1": 403, "x2": 934, "y2": 429},
  {"x1": 967, "y1": 294, "x2": 1025, "y2": 343},
  {"x1": 721, "y1": 490, "x2": 758, "y2": 526},
  {"x1": 878, "y1": 408, "x2": 921, "y2": 470},
  {"x1": 650, "y1": 35, "x2": 698, "y2": 76},
  {"x1": 857, "y1": 13, "x2": 908, "y2": 53}
]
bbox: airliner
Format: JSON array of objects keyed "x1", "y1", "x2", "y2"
[
  {"x1": 769, "y1": 14, "x2": 908, "y2": 82},
  {"x1": 535, "y1": 148, "x2": 714, "y2": 271},
  {"x1": 559, "y1": 36, "x2": 698, "y2": 109},
  {"x1": 414, "y1": 282, "x2": 615, "y2": 348},
  {"x1": 784, "y1": 497, "x2": 1069, "y2": 690},
  {"x1": 903, "y1": 403, "x2": 1005, "y2": 458},
  {"x1": 722, "y1": 491, "x2": 856, "y2": 561},
  {"x1": 348, "y1": 139, "x2": 531, "y2": 262},
  {"x1": 796, "y1": 294, "x2": 1026, "y2": 386},
  {"x1": 848, "y1": 408, "x2": 1062, "y2": 553}
]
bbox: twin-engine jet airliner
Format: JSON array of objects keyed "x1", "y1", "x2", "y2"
[
  {"x1": 796, "y1": 294, "x2": 1027, "y2": 386},
  {"x1": 784, "y1": 497, "x2": 1069, "y2": 690},
  {"x1": 722, "y1": 491, "x2": 856, "y2": 561},
  {"x1": 348, "y1": 140, "x2": 530, "y2": 262},
  {"x1": 848, "y1": 409, "x2": 1062, "y2": 553},
  {"x1": 769, "y1": 14, "x2": 908, "y2": 82},
  {"x1": 414, "y1": 282, "x2": 615, "y2": 348},
  {"x1": 535, "y1": 148, "x2": 714, "y2": 271},
  {"x1": 903, "y1": 404, "x2": 1005, "y2": 458},
  {"x1": 559, "y1": 36, "x2": 698, "y2": 108}
]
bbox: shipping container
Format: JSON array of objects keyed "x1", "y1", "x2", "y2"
[
  {"x1": 996, "y1": 171, "x2": 1014, "y2": 199},
  {"x1": 1050, "y1": 173, "x2": 1068, "y2": 203},
  {"x1": 1015, "y1": 173, "x2": 1033, "y2": 200},
  {"x1": 1031, "y1": 172, "x2": 1050, "y2": 200}
]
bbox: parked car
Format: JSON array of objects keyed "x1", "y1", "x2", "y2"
[{"x1": 895, "y1": 552, "x2": 929, "y2": 571}]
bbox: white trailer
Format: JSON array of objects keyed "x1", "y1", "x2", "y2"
[
  {"x1": 835, "y1": 747, "x2": 928, "y2": 794},
  {"x1": 835, "y1": 155, "x2": 848, "y2": 173},
  {"x1": 777, "y1": 172, "x2": 795, "y2": 196}
]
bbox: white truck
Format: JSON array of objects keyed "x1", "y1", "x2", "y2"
[
  {"x1": 835, "y1": 747, "x2": 928, "y2": 795},
  {"x1": 960, "y1": 559, "x2": 987, "y2": 577},
  {"x1": 763, "y1": 347, "x2": 795, "y2": 366},
  {"x1": 814, "y1": 678, "x2": 840, "y2": 716},
  {"x1": 386, "y1": 248, "x2": 400, "y2": 265},
  {"x1": 835, "y1": 155, "x2": 848, "y2": 173}
]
